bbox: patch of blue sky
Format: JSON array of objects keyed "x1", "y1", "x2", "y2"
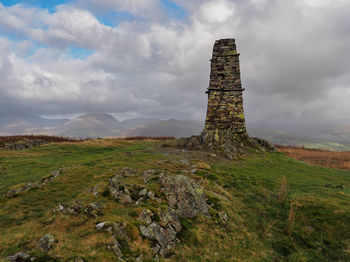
[
  {"x1": 161, "y1": 0, "x2": 187, "y2": 20},
  {"x1": 68, "y1": 46, "x2": 94, "y2": 59},
  {"x1": 25, "y1": 41, "x2": 48, "y2": 57},
  {"x1": 97, "y1": 11, "x2": 135, "y2": 27},
  {"x1": 0, "y1": 0, "x2": 72, "y2": 13}
]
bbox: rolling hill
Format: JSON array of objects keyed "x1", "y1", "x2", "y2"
[{"x1": 0, "y1": 138, "x2": 349, "y2": 261}]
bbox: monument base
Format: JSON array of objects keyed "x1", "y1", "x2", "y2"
[{"x1": 179, "y1": 128, "x2": 275, "y2": 159}]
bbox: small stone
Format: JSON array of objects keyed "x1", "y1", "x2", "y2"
[
  {"x1": 180, "y1": 159, "x2": 190, "y2": 165},
  {"x1": 139, "y1": 188, "x2": 148, "y2": 196},
  {"x1": 96, "y1": 222, "x2": 108, "y2": 231},
  {"x1": 143, "y1": 169, "x2": 155, "y2": 176},
  {"x1": 191, "y1": 169, "x2": 197, "y2": 174},
  {"x1": 218, "y1": 212, "x2": 229, "y2": 223},
  {"x1": 37, "y1": 234, "x2": 56, "y2": 253}
]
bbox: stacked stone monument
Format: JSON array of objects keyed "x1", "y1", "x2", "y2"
[
  {"x1": 204, "y1": 38, "x2": 246, "y2": 133},
  {"x1": 182, "y1": 38, "x2": 274, "y2": 157}
]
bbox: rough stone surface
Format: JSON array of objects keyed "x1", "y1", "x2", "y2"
[
  {"x1": 159, "y1": 209, "x2": 182, "y2": 232},
  {"x1": 204, "y1": 38, "x2": 246, "y2": 133},
  {"x1": 140, "y1": 222, "x2": 175, "y2": 249},
  {"x1": 138, "y1": 209, "x2": 154, "y2": 225},
  {"x1": 177, "y1": 39, "x2": 275, "y2": 157},
  {"x1": 6, "y1": 252, "x2": 35, "y2": 262},
  {"x1": 160, "y1": 175, "x2": 210, "y2": 218},
  {"x1": 37, "y1": 234, "x2": 55, "y2": 253}
]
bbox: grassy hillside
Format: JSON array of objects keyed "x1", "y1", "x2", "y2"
[{"x1": 0, "y1": 140, "x2": 349, "y2": 261}]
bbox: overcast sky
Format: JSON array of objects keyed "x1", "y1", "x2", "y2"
[{"x1": 0, "y1": 0, "x2": 349, "y2": 126}]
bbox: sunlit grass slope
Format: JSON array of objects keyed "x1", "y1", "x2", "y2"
[{"x1": 0, "y1": 139, "x2": 349, "y2": 261}]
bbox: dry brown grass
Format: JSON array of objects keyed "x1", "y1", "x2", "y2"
[
  {"x1": 277, "y1": 146, "x2": 350, "y2": 170},
  {"x1": 278, "y1": 176, "x2": 287, "y2": 203}
]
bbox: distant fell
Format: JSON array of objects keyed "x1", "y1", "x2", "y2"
[
  {"x1": 54, "y1": 113, "x2": 123, "y2": 138},
  {"x1": 122, "y1": 119, "x2": 203, "y2": 138}
]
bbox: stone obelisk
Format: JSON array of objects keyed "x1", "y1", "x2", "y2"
[
  {"x1": 204, "y1": 38, "x2": 246, "y2": 134},
  {"x1": 182, "y1": 38, "x2": 273, "y2": 157}
]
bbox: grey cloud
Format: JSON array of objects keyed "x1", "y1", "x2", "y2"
[{"x1": 0, "y1": 0, "x2": 350, "y2": 129}]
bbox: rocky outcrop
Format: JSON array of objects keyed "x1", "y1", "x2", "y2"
[
  {"x1": 139, "y1": 173, "x2": 209, "y2": 257},
  {"x1": 160, "y1": 175, "x2": 210, "y2": 218}
]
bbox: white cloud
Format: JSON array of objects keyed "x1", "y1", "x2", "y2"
[
  {"x1": 0, "y1": 0, "x2": 350, "y2": 128},
  {"x1": 199, "y1": 0, "x2": 235, "y2": 23}
]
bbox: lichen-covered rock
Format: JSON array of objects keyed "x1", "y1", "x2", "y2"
[
  {"x1": 37, "y1": 234, "x2": 56, "y2": 253},
  {"x1": 159, "y1": 209, "x2": 182, "y2": 232},
  {"x1": 138, "y1": 209, "x2": 154, "y2": 225},
  {"x1": 6, "y1": 252, "x2": 35, "y2": 262},
  {"x1": 140, "y1": 222, "x2": 175, "y2": 249},
  {"x1": 160, "y1": 175, "x2": 210, "y2": 218}
]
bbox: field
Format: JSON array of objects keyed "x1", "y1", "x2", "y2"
[
  {"x1": 277, "y1": 146, "x2": 350, "y2": 170},
  {"x1": 0, "y1": 139, "x2": 349, "y2": 261}
]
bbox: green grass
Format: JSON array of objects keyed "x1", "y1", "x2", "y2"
[{"x1": 0, "y1": 140, "x2": 349, "y2": 261}]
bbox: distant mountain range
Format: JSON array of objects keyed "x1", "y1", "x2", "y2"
[{"x1": 1, "y1": 113, "x2": 350, "y2": 150}]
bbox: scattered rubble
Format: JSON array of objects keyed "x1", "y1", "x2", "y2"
[
  {"x1": 86, "y1": 185, "x2": 99, "y2": 196},
  {"x1": 54, "y1": 201, "x2": 104, "y2": 217},
  {"x1": 5, "y1": 169, "x2": 64, "y2": 198},
  {"x1": 6, "y1": 252, "x2": 36, "y2": 262},
  {"x1": 325, "y1": 184, "x2": 344, "y2": 189},
  {"x1": 108, "y1": 169, "x2": 161, "y2": 205}
]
